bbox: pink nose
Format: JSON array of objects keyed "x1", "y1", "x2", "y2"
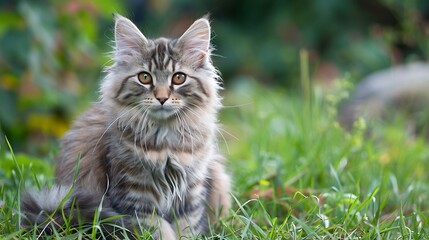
[{"x1": 157, "y1": 97, "x2": 168, "y2": 105}]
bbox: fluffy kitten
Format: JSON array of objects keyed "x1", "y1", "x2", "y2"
[{"x1": 21, "y1": 14, "x2": 231, "y2": 239}]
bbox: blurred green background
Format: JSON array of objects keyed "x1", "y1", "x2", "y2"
[{"x1": 1, "y1": 0, "x2": 429, "y2": 155}]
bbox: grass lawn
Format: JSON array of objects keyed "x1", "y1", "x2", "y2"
[{"x1": 1, "y1": 78, "x2": 429, "y2": 239}]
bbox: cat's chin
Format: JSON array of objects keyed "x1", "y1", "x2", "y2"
[{"x1": 149, "y1": 108, "x2": 177, "y2": 120}]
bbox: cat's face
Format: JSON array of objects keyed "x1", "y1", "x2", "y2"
[{"x1": 101, "y1": 14, "x2": 220, "y2": 122}]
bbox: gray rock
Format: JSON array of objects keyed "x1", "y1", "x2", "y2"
[{"x1": 339, "y1": 62, "x2": 429, "y2": 138}]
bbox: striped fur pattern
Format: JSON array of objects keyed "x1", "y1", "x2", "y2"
[{"x1": 22, "y1": 14, "x2": 231, "y2": 239}]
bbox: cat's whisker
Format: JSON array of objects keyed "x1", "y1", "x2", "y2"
[
  {"x1": 218, "y1": 127, "x2": 239, "y2": 141},
  {"x1": 181, "y1": 104, "x2": 234, "y2": 154},
  {"x1": 216, "y1": 127, "x2": 238, "y2": 154},
  {"x1": 222, "y1": 102, "x2": 252, "y2": 108},
  {"x1": 139, "y1": 107, "x2": 151, "y2": 158},
  {"x1": 216, "y1": 128, "x2": 231, "y2": 155},
  {"x1": 178, "y1": 108, "x2": 204, "y2": 138},
  {"x1": 134, "y1": 105, "x2": 150, "y2": 163},
  {"x1": 93, "y1": 105, "x2": 140, "y2": 154},
  {"x1": 177, "y1": 111, "x2": 195, "y2": 153},
  {"x1": 118, "y1": 104, "x2": 147, "y2": 162},
  {"x1": 108, "y1": 168, "x2": 129, "y2": 191},
  {"x1": 183, "y1": 103, "x2": 215, "y2": 122},
  {"x1": 185, "y1": 102, "x2": 205, "y2": 112},
  {"x1": 177, "y1": 111, "x2": 195, "y2": 157},
  {"x1": 181, "y1": 109, "x2": 202, "y2": 136},
  {"x1": 209, "y1": 52, "x2": 225, "y2": 59},
  {"x1": 119, "y1": 104, "x2": 146, "y2": 143},
  {"x1": 173, "y1": 112, "x2": 186, "y2": 148}
]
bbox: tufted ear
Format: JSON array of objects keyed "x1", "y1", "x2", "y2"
[
  {"x1": 113, "y1": 14, "x2": 148, "y2": 60},
  {"x1": 176, "y1": 17, "x2": 211, "y2": 66}
]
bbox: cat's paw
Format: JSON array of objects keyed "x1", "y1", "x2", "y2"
[{"x1": 159, "y1": 220, "x2": 177, "y2": 240}]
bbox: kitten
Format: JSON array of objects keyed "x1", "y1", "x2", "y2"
[{"x1": 21, "y1": 14, "x2": 231, "y2": 239}]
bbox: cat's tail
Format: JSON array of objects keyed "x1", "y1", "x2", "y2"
[{"x1": 21, "y1": 185, "x2": 134, "y2": 238}]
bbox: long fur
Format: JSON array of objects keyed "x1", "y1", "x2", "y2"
[
  {"x1": 21, "y1": 14, "x2": 230, "y2": 239},
  {"x1": 21, "y1": 185, "x2": 136, "y2": 238}
]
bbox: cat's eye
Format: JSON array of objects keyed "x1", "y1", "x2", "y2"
[
  {"x1": 138, "y1": 72, "x2": 153, "y2": 85},
  {"x1": 172, "y1": 72, "x2": 187, "y2": 85}
]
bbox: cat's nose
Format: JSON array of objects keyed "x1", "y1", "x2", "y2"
[
  {"x1": 154, "y1": 87, "x2": 170, "y2": 105},
  {"x1": 156, "y1": 97, "x2": 168, "y2": 105}
]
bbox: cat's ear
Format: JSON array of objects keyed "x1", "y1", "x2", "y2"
[
  {"x1": 177, "y1": 17, "x2": 211, "y2": 65},
  {"x1": 113, "y1": 14, "x2": 148, "y2": 59}
]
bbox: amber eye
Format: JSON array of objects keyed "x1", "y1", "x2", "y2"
[
  {"x1": 172, "y1": 72, "x2": 187, "y2": 85},
  {"x1": 138, "y1": 72, "x2": 153, "y2": 84}
]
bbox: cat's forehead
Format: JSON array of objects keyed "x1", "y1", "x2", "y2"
[
  {"x1": 147, "y1": 38, "x2": 177, "y2": 52},
  {"x1": 141, "y1": 38, "x2": 177, "y2": 60},
  {"x1": 144, "y1": 37, "x2": 181, "y2": 72}
]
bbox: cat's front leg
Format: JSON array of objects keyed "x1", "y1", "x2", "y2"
[
  {"x1": 131, "y1": 215, "x2": 177, "y2": 240},
  {"x1": 173, "y1": 175, "x2": 220, "y2": 237},
  {"x1": 173, "y1": 158, "x2": 231, "y2": 238},
  {"x1": 174, "y1": 210, "x2": 208, "y2": 238},
  {"x1": 207, "y1": 158, "x2": 231, "y2": 221},
  {"x1": 172, "y1": 182, "x2": 211, "y2": 237},
  {"x1": 157, "y1": 218, "x2": 177, "y2": 240}
]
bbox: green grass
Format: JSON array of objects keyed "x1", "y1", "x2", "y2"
[
  {"x1": 218, "y1": 79, "x2": 429, "y2": 239},
  {"x1": 1, "y1": 78, "x2": 429, "y2": 239}
]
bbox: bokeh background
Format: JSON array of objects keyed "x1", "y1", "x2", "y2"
[
  {"x1": 3, "y1": 1, "x2": 429, "y2": 238},
  {"x1": 1, "y1": 0, "x2": 429, "y2": 155}
]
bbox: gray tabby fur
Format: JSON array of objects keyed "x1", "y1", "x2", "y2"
[{"x1": 21, "y1": 14, "x2": 231, "y2": 239}]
